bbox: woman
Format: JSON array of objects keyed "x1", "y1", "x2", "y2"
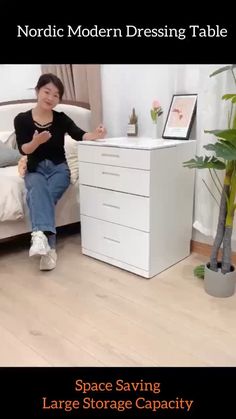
[{"x1": 15, "y1": 73, "x2": 106, "y2": 271}]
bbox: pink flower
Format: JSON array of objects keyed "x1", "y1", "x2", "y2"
[
  {"x1": 151, "y1": 100, "x2": 163, "y2": 123},
  {"x1": 152, "y1": 100, "x2": 161, "y2": 109}
]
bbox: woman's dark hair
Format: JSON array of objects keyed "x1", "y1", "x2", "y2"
[{"x1": 35, "y1": 73, "x2": 64, "y2": 100}]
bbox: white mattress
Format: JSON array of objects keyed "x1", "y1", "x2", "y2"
[
  {"x1": 0, "y1": 165, "x2": 19, "y2": 176},
  {"x1": 0, "y1": 165, "x2": 25, "y2": 222}
]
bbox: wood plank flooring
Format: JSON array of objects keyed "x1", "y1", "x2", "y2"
[{"x1": 0, "y1": 232, "x2": 236, "y2": 366}]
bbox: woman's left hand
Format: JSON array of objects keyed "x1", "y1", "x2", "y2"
[
  {"x1": 82, "y1": 125, "x2": 107, "y2": 141},
  {"x1": 95, "y1": 124, "x2": 107, "y2": 139}
]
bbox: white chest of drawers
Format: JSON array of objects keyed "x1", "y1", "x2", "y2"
[{"x1": 78, "y1": 137, "x2": 196, "y2": 278}]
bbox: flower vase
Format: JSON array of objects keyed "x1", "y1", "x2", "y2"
[{"x1": 152, "y1": 122, "x2": 160, "y2": 139}]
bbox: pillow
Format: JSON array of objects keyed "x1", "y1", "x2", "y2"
[
  {"x1": 0, "y1": 168, "x2": 24, "y2": 221},
  {"x1": 0, "y1": 141, "x2": 21, "y2": 167},
  {"x1": 64, "y1": 135, "x2": 79, "y2": 184},
  {"x1": 0, "y1": 131, "x2": 13, "y2": 143},
  {"x1": 0, "y1": 131, "x2": 17, "y2": 149}
]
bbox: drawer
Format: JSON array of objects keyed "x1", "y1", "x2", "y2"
[
  {"x1": 79, "y1": 162, "x2": 150, "y2": 196},
  {"x1": 80, "y1": 185, "x2": 150, "y2": 231},
  {"x1": 78, "y1": 144, "x2": 151, "y2": 170},
  {"x1": 81, "y1": 216, "x2": 150, "y2": 270}
]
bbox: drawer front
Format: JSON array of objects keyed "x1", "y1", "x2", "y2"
[
  {"x1": 81, "y1": 216, "x2": 149, "y2": 270},
  {"x1": 79, "y1": 162, "x2": 150, "y2": 196},
  {"x1": 78, "y1": 144, "x2": 150, "y2": 170},
  {"x1": 80, "y1": 185, "x2": 150, "y2": 232}
]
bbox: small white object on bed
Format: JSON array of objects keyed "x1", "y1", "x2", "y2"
[{"x1": 0, "y1": 100, "x2": 91, "y2": 240}]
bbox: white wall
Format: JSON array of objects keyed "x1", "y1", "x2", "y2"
[
  {"x1": 101, "y1": 65, "x2": 178, "y2": 138},
  {"x1": 101, "y1": 64, "x2": 202, "y2": 139},
  {"x1": 0, "y1": 65, "x2": 41, "y2": 101}
]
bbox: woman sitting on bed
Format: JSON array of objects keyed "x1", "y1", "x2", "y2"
[{"x1": 15, "y1": 73, "x2": 106, "y2": 271}]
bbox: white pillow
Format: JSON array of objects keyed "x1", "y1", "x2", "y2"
[
  {"x1": 0, "y1": 131, "x2": 16, "y2": 148},
  {"x1": 0, "y1": 168, "x2": 25, "y2": 221},
  {"x1": 64, "y1": 135, "x2": 79, "y2": 184}
]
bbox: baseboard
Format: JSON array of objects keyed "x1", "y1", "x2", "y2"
[{"x1": 191, "y1": 240, "x2": 236, "y2": 264}]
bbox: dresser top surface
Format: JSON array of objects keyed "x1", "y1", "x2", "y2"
[{"x1": 79, "y1": 137, "x2": 196, "y2": 150}]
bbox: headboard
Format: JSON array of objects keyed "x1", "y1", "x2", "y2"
[{"x1": 0, "y1": 100, "x2": 92, "y2": 132}]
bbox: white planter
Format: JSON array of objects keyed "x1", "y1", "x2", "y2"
[{"x1": 204, "y1": 262, "x2": 236, "y2": 298}]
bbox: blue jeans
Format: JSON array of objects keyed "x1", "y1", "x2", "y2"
[{"x1": 24, "y1": 160, "x2": 70, "y2": 248}]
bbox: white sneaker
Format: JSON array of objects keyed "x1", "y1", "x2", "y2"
[
  {"x1": 29, "y1": 231, "x2": 51, "y2": 257},
  {"x1": 40, "y1": 249, "x2": 57, "y2": 271}
]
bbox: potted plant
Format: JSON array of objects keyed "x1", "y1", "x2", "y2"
[{"x1": 183, "y1": 64, "x2": 236, "y2": 297}]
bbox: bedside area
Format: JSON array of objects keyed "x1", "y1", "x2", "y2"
[{"x1": 78, "y1": 137, "x2": 196, "y2": 278}]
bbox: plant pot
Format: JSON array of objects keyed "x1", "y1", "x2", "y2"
[{"x1": 204, "y1": 262, "x2": 236, "y2": 298}]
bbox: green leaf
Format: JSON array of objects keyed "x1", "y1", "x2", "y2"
[
  {"x1": 222, "y1": 93, "x2": 236, "y2": 101},
  {"x1": 194, "y1": 264, "x2": 205, "y2": 279},
  {"x1": 183, "y1": 155, "x2": 225, "y2": 170},
  {"x1": 210, "y1": 65, "x2": 236, "y2": 77},
  {"x1": 205, "y1": 129, "x2": 236, "y2": 142},
  {"x1": 150, "y1": 109, "x2": 156, "y2": 122},
  {"x1": 233, "y1": 113, "x2": 236, "y2": 129},
  {"x1": 204, "y1": 140, "x2": 236, "y2": 160}
]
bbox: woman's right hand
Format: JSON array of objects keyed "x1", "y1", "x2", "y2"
[
  {"x1": 33, "y1": 130, "x2": 52, "y2": 145},
  {"x1": 18, "y1": 155, "x2": 28, "y2": 177},
  {"x1": 21, "y1": 130, "x2": 52, "y2": 155}
]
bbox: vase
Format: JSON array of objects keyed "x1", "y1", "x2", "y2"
[{"x1": 151, "y1": 122, "x2": 161, "y2": 139}]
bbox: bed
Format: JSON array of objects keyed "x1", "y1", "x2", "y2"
[{"x1": 0, "y1": 99, "x2": 91, "y2": 240}]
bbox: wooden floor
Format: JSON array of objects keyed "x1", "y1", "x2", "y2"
[{"x1": 0, "y1": 230, "x2": 236, "y2": 367}]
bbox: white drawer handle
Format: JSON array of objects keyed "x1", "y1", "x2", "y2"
[
  {"x1": 101, "y1": 153, "x2": 120, "y2": 158},
  {"x1": 102, "y1": 203, "x2": 120, "y2": 210},
  {"x1": 102, "y1": 171, "x2": 120, "y2": 177},
  {"x1": 103, "y1": 236, "x2": 120, "y2": 244}
]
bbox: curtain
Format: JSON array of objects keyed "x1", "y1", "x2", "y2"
[
  {"x1": 72, "y1": 65, "x2": 102, "y2": 129},
  {"x1": 175, "y1": 65, "x2": 235, "y2": 240},
  {"x1": 41, "y1": 64, "x2": 102, "y2": 129}
]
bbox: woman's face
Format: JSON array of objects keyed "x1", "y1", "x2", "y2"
[{"x1": 36, "y1": 82, "x2": 60, "y2": 110}]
